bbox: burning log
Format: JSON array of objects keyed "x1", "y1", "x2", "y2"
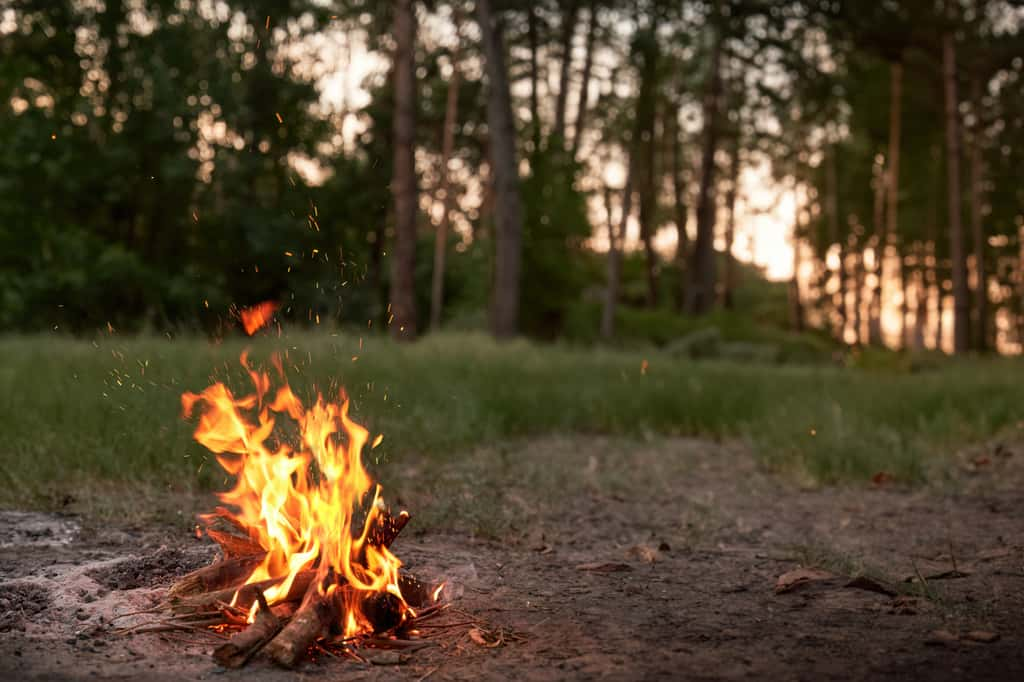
[
  {"x1": 212, "y1": 590, "x2": 282, "y2": 668},
  {"x1": 264, "y1": 577, "x2": 340, "y2": 668},
  {"x1": 205, "y1": 528, "x2": 263, "y2": 559},
  {"x1": 167, "y1": 554, "x2": 264, "y2": 599}
]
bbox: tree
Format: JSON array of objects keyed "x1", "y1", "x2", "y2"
[
  {"x1": 477, "y1": 0, "x2": 524, "y2": 339},
  {"x1": 943, "y1": 5, "x2": 969, "y2": 354},
  {"x1": 429, "y1": 15, "x2": 463, "y2": 332},
  {"x1": 390, "y1": 0, "x2": 419, "y2": 341},
  {"x1": 685, "y1": 1, "x2": 724, "y2": 316}
]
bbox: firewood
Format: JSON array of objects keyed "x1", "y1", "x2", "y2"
[
  {"x1": 166, "y1": 555, "x2": 264, "y2": 599},
  {"x1": 212, "y1": 590, "x2": 282, "y2": 668},
  {"x1": 170, "y1": 569, "x2": 316, "y2": 615},
  {"x1": 206, "y1": 528, "x2": 264, "y2": 559},
  {"x1": 367, "y1": 510, "x2": 411, "y2": 549},
  {"x1": 263, "y1": 576, "x2": 340, "y2": 668}
]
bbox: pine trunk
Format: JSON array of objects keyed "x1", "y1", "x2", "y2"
[
  {"x1": 429, "y1": 39, "x2": 461, "y2": 332},
  {"x1": 868, "y1": 160, "x2": 886, "y2": 345},
  {"x1": 527, "y1": 4, "x2": 541, "y2": 152},
  {"x1": 722, "y1": 143, "x2": 740, "y2": 309},
  {"x1": 552, "y1": 1, "x2": 580, "y2": 144},
  {"x1": 601, "y1": 178, "x2": 630, "y2": 340},
  {"x1": 478, "y1": 0, "x2": 524, "y2": 339},
  {"x1": 390, "y1": 0, "x2": 418, "y2": 341},
  {"x1": 570, "y1": 1, "x2": 598, "y2": 160},
  {"x1": 968, "y1": 77, "x2": 987, "y2": 351},
  {"x1": 943, "y1": 23, "x2": 969, "y2": 354},
  {"x1": 826, "y1": 145, "x2": 846, "y2": 339},
  {"x1": 883, "y1": 60, "x2": 904, "y2": 348},
  {"x1": 685, "y1": 14, "x2": 723, "y2": 316},
  {"x1": 670, "y1": 105, "x2": 688, "y2": 310}
]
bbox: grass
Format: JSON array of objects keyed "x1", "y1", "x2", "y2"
[{"x1": 0, "y1": 330, "x2": 1021, "y2": 517}]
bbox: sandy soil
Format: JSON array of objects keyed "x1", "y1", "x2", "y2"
[{"x1": 1, "y1": 436, "x2": 1022, "y2": 681}]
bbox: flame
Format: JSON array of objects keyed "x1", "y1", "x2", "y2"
[
  {"x1": 239, "y1": 301, "x2": 279, "y2": 335},
  {"x1": 182, "y1": 351, "x2": 411, "y2": 636}
]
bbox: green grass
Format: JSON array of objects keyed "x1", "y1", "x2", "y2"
[{"x1": 0, "y1": 331, "x2": 1021, "y2": 516}]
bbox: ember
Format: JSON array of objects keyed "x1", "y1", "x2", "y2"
[{"x1": 165, "y1": 350, "x2": 442, "y2": 667}]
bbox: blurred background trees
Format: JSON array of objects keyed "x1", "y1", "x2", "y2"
[{"x1": 2, "y1": 0, "x2": 1023, "y2": 357}]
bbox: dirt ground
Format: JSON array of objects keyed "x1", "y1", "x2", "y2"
[{"x1": 1, "y1": 436, "x2": 1022, "y2": 681}]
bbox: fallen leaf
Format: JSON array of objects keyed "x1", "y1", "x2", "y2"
[
  {"x1": 626, "y1": 545, "x2": 659, "y2": 563},
  {"x1": 904, "y1": 569, "x2": 971, "y2": 583},
  {"x1": 468, "y1": 627, "x2": 503, "y2": 648},
  {"x1": 963, "y1": 630, "x2": 1000, "y2": 644},
  {"x1": 844, "y1": 575, "x2": 897, "y2": 597},
  {"x1": 774, "y1": 568, "x2": 836, "y2": 594},
  {"x1": 972, "y1": 455, "x2": 991, "y2": 467},
  {"x1": 871, "y1": 471, "x2": 894, "y2": 486},
  {"x1": 575, "y1": 562, "x2": 632, "y2": 573},
  {"x1": 925, "y1": 629, "x2": 960, "y2": 647},
  {"x1": 976, "y1": 547, "x2": 1012, "y2": 561}
]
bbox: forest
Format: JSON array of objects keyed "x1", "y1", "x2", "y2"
[
  {"x1": 3, "y1": 2, "x2": 1024, "y2": 679},
  {"x1": 3, "y1": 0, "x2": 1022, "y2": 356}
]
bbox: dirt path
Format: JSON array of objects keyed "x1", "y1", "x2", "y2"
[{"x1": 2, "y1": 436, "x2": 1022, "y2": 680}]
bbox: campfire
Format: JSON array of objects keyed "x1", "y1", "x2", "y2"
[{"x1": 160, "y1": 308, "x2": 443, "y2": 667}]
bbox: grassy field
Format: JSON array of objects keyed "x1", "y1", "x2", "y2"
[{"x1": 0, "y1": 331, "x2": 1021, "y2": 518}]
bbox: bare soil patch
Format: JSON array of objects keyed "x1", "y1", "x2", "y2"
[{"x1": 1, "y1": 436, "x2": 1022, "y2": 680}]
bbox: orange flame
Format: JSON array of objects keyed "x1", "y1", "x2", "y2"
[
  {"x1": 239, "y1": 301, "x2": 279, "y2": 336},
  {"x1": 182, "y1": 351, "x2": 410, "y2": 636}
]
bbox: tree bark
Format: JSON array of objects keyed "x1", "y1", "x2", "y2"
[
  {"x1": 852, "y1": 242, "x2": 864, "y2": 345},
  {"x1": 685, "y1": 10, "x2": 723, "y2": 316},
  {"x1": 790, "y1": 207, "x2": 805, "y2": 332},
  {"x1": 883, "y1": 60, "x2": 904, "y2": 349},
  {"x1": 868, "y1": 159, "x2": 886, "y2": 345},
  {"x1": 429, "y1": 31, "x2": 462, "y2": 332},
  {"x1": 552, "y1": 0, "x2": 580, "y2": 144},
  {"x1": 526, "y1": 3, "x2": 541, "y2": 153},
  {"x1": 390, "y1": 0, "x2": 418, "y2": 341},
  {"x1": 722, "y1": 142, "x2": 740, "y2": 309},
  {"x1": 570, "y1": 1, "x2": 598, "y2": 160},
  {"x1": 943, "y1": 19, "x2": 969, "y2": 354},
  {"x1": 968, "y1": 77, "x2": 987, "y2": 351},
  {"x1": 634, "y1": 29, "x2": 660, "y2": 309},
  {"x1": 477, "y1": 0, "x2": 524, "y2": 339},
  {"x1": 601, "y1": 180, "x2": 629, "y2": 340},
  {"x1": 826, "y1": 145, "x2": 846, "y2": 339},
  {"x1": 670, "y1": 104, "x2": 688, "y2": 310}
]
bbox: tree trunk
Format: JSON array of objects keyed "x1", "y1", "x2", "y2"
[
  {"x1": 685, "y1": 12, "x2": 723, "y2": 316},
  {"x1": 601, "y1": 179, "x2": 630, "y2": 340},
  {"x1": 898, "y1": 245, "x2": 909, "y2": 348},
  {"x1": 790, "y1": 209, "x2": 805, "y2": 332},
  {"x1": 429, "y1": 32, "x2": 461, "y2": 332},
  {"x1": 570, "y1": 0, "x2": 597, "y2": 160},
  {"x1": 552, "y1": 0, "x2": 580, "y2": 144},
  {"x1": 526, "y1": 3, "x2": 541, "y2": 153},
  {"x1": 670, "y1": 104, "x2": 688, "y2": 310},
  {"x1": 477, "y1": 0, "x2": 524, "y2": 339},
  {"x1": 722, "y1": 142, "x2": 740, "y2": 309},
  {"x1": 826, "y1": 145, "x2": 846, "y2": 339},
  {"x1": 913, "y1": 244, "x2": 927, "y2": 350},
  {"x1": 390, "y1": 0, "x2": 418, "y2": 341},
  {"x1": 883, "y1": 60, "x2": 904, "y2": 349},
  {"x1": 852, "y1": 243, "x2": 864, "y2": 345},
  {"x1": 868, "y1": 159, "x2": 886, "y2": 345},
  {"x1": 943, "y1": 21, "x2": 969, "y2": 354},
  {"x1": 968, "y1": 77, "x2": 987, "y2": 351}
]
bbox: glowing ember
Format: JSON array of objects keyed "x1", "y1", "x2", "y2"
[
  {"x1": 182, "y1": 351, "x2": 412, "y2": 637},
  {"x1": 239, "y1": 301, "x2": 279, "y2": 336}
]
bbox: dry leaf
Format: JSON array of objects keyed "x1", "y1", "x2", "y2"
[
  {"x1": 976, "y1": 547, "x2": 1012, "y2": 561},
  {"x1": 575, "y1": 562, "x2": 632, "y2": 572},
  {"x1": 871, "y1": 471, "x2": 894, "y2": 486},
  {"x1": 963, "y1": 630, "x2": 1000, "y2": 644},
  {"x1": 774, "y1": 568, "x2": 835, "y2": 594},
  {"x1": 626, "y1": 545, "x2": 659, "y2": 563},
  {"x1": 844, "y1": 575, "x2": 897, "y2": 597},
  {"x1": 925, "y1": 629, "x2": 960, "y2": 647},
  {"x1": 468, "y1": 627, "x2": 503, "y2": 648}
]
